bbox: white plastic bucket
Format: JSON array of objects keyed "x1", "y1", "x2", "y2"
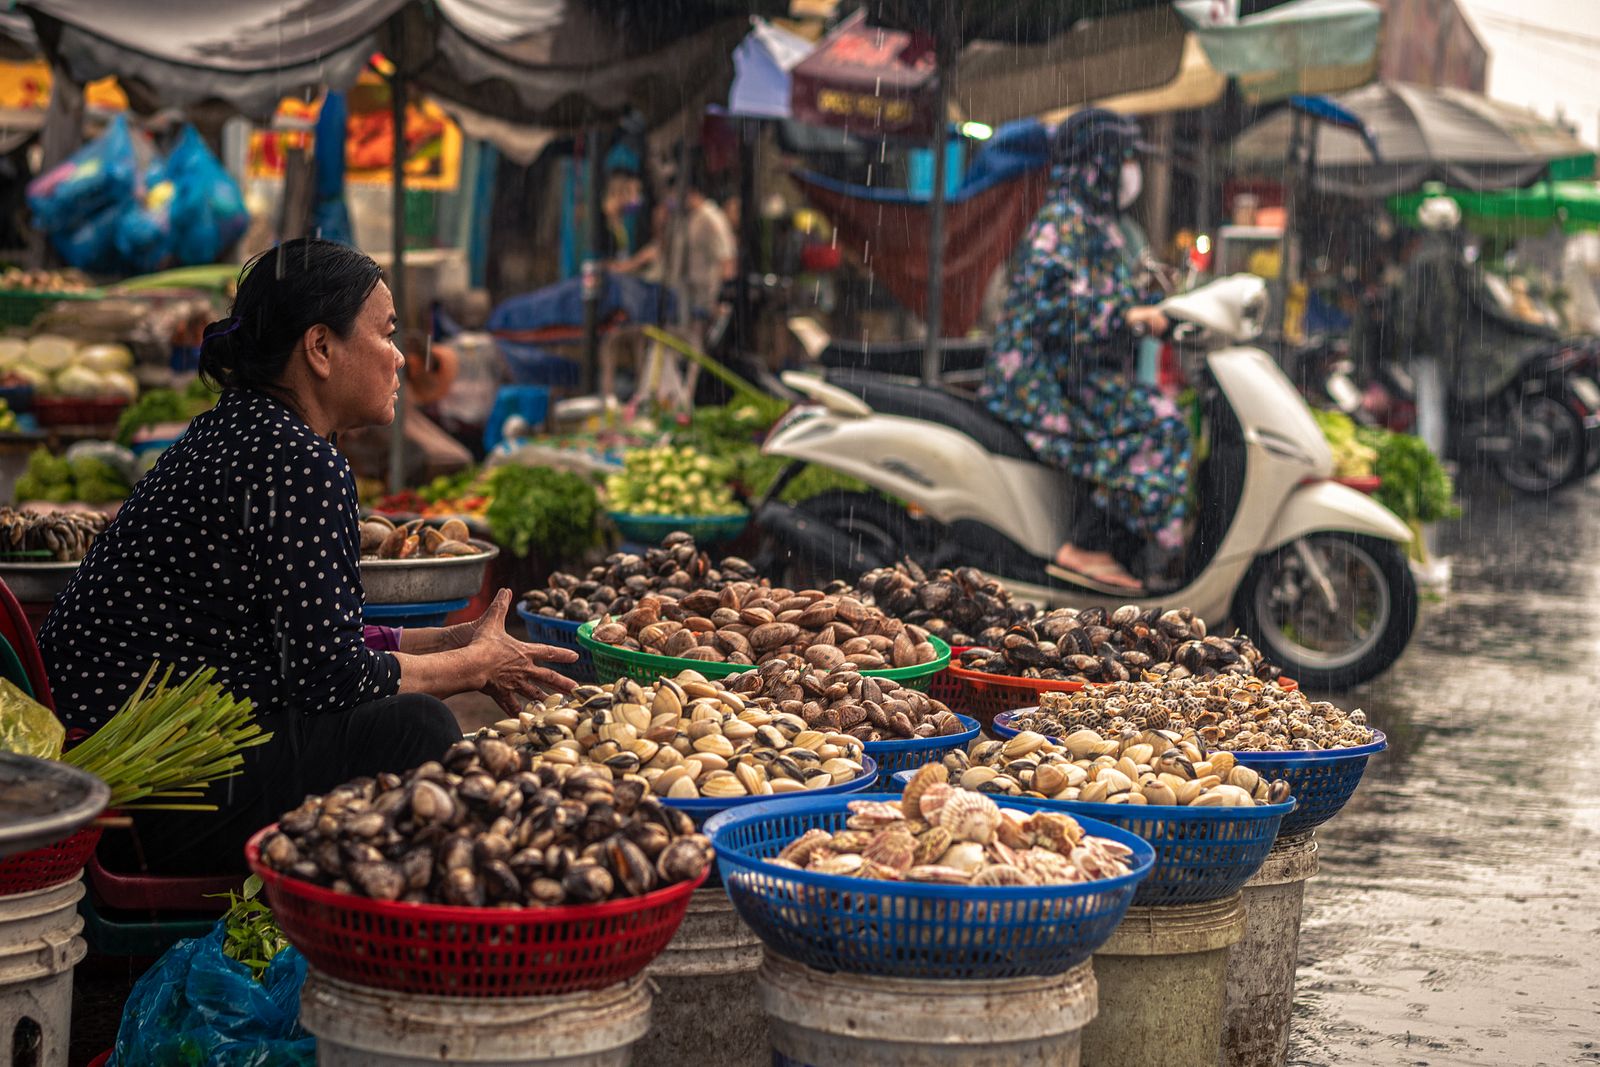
[
  {"x1": 1082, "y1": 893, "x2": 1247, "y2": 1067},
  {"x1": 300, "y1": 970, "x2": 650, "y2": 1066},
  {"x1": 0, "y1": 878, "x2": 87, "y2": 1067},
  {"x1": 1223, "y1": 833, "x2": 1320, "y2": 1067},
  {"x1": 760, "y1": 950, "x2": 1098, "y2": 1066},
  {"x1": 636, "y1": 887, "x2": 766, "y2": 1067}
]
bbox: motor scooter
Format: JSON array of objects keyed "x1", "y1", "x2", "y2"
[{"x1": 755, "y1": 275, "x2": 1418, "y2": 690}]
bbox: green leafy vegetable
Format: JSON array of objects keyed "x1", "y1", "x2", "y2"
[
  {"x1": 1311, "y1": 408, "x2": 1379, "y2": 479},
  {"x1": 216, "y1": 875, "x2": 287, "y2": 982},
  {"x1": 484, "y1": 464, "x2": 601, "y2": 561},
  {"x1": 1367, "y1": 430, "x2": 1460, "y2": 525},
  {"x1": 115, "y1": 385, "x2": 216, "y2": 446}
]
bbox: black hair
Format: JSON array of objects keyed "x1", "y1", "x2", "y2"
[{"x1": 199, "y1": 237, "x2": 384, "y2": 395}]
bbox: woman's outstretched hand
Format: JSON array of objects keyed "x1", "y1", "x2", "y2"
[
  {"x1": 467, "y1": 589, "x2": 579, "y2": 714},
  {"x1": 1126, "y1": 305, "x2": 1169, "y2": 337}
]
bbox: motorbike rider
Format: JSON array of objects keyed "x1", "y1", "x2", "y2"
[
  {"x1": 1393, "y1": 185, "x2": 1466, "y2": 460},
  {"x1": 981, "y1": 108, "x2": 1188, "y2": 592}
]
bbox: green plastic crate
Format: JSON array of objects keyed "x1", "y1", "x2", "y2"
[
  {"x1": 0, "y1": 288, "x2": 104, "y2": 329},
  {"x1": 577, "y1": 621, "x2": 950, "y2": 691}
]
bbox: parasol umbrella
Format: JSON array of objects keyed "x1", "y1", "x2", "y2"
[
  {"x1": 1387, "y1": 181, "x2": 1600, "y2": 239},
  {"x1": 1230, "y1": 81, "x2": 1598, "y2": 198}
]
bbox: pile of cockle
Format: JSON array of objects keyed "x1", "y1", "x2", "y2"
[
  {"x1": 359, "y1": 516, "x2": 483, "y2": 559},
  {"x1": 941, "y1": 728, "x2": 1291, "y2": 807},
  {"x1": 488, "y1": 671, "x2": 870, "y2": 800},
  {"x1": 1015, "y1": 677, "x2": 1374, "y2": 752},
  {"x1": 846, "y1": 560, "x2": 1038, "y2": 648},
  {"x1": 956, "y1": 606, "x2": 1281, "y2": 684},
  {"x1": 521, "y1": 531, "x2": 760, "y2": 623},
  {"x1": 734, "y1": 661, "x2": 968, "y2": 742},
  {"x1": 591, "y1": 585, "x2": 941, "y2": 670},
  {"x1": 769, "y1": 765, "x2": 1135, "y2": 886},
  {"x1": 258, "y1": 736, "x2": 712, "y2": 907}
]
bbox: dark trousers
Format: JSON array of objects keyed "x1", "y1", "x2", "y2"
[{"x1": 102, "y1": 693, "x2": 462, "y2": 877}]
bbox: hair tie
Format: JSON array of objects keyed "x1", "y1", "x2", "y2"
[{"x1": 210, "y1": 316, "x2": 242, "y2": 339}]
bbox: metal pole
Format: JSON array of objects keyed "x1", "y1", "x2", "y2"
[
  {"x1": 386, "y1": 64, "x2": 409, "y2": 495},
  {"x1": 581, "y1": 128, "x2": 604, "y2": 393},
  {"x1": 734, "y1": 118, "x2": 759, "y2": 357},
  {"x1": 922, "y1": 45, "x2": 954, "y2": 385},
  {"x1": 1276, "y1": 110, "x2": 1303, "y2": 334}
]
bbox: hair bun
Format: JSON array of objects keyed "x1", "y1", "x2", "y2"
[{"x1": 198, "y1": 315, "x2": 245, "y2": 388}]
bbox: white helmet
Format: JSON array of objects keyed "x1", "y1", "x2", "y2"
[{"x1": 1417, "y1": 193, "x2": 1462, "y2": 232}]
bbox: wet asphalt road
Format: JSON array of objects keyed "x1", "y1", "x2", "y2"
[{"x1": 1289, "y1": 475, "x2": 1600, "y2": 1066}]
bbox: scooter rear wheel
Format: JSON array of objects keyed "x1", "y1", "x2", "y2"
[
  {"x1": 1494, "y1": 388, "x2": 1586, "y2": 495},
  {"x1": 1234, "y1": 532, "x2": 1418, "y2": 690}
]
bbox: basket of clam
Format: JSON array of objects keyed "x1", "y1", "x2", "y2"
[
  {"x1": 577, "y1": 585, "x2": 951, "y2": 692},
  {"x1": 894, "y1": 724, "x2": 1295, "y2": 905},
  {"x1": 705, "y1": 789, "x2": 1154, "y2": 980},
  {"x1": 248, "y1": 736, "x2": 713, "y2": 997},
  {"x1": 995, "y1": 678, "x2": 1384, "y2": 837},
  {"x1": 948, "y1": 607, "x2": 1289, "y2": 730}
]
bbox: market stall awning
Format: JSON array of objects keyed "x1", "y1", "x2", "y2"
[
  {"x1": 18, "y1": 0, "x2": 405, "y2": 119},
  {"x1": 726, "y1": 18, "x2": 815, "y2": 121},
  {"x1": 1231, "y1": 82, "x2": 1599, "y2": 197},
  {"x1": 1182, "y1": 0, "x2": 1379, "y2": 104}
]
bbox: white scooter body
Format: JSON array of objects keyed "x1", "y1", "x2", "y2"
[{"x1": 765, "y1": 275, "x2": 1410, "y2": 623}]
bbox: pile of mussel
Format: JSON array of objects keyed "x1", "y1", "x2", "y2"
[
  {"x1": 522, "y1": 531, "x2": 760, "y2": 623},
  {"x1": 848, "y1": 561, "x2": 1038, "y2": 648},
  {"x1": 487, "y1": 671, "x2": 872, "y2": 800},
  {"x1": 590, "y1": 586, "x2": 941, "y2": 670},
  {"x1": 943, "y1": 728, "x2": 1290, "y2": 807},
  {"x1": 739, "y1": 662, "x2": 969, "y2": 742},
  {"x1": 1022, "y1": 677, "x2": 1375, "y2": 751},
  {"x1": 771, "y1": 774, "x2": 1135, "y2": 886},
  {"x1": 258, "y1": 736, "x2": 713, "y2": 906},
  {"x1": 957, "y1": 606, "x2": 1281, "y2": 684},
  {"x1": 359, "y1": 516, "x2": 483, "y2": 559}
]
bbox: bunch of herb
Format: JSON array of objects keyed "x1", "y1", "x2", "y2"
[
  {"x1": 484, "y1": 464, "x2": 601, "y2": 562},
  {"x1": 216, "y1": 875, "x2": 288, "y2": 981}
]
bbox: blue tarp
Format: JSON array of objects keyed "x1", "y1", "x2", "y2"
[
  {"x1": 488, "y1": 273, "x2": 677, "y2": 336},
  {"x1": 794, "y1": 118, "x2": 1050, "y2": 206}
]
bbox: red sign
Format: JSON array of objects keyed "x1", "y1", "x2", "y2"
[{"x1": 790, "y1": 11, "x2": 940, "y2": 141}]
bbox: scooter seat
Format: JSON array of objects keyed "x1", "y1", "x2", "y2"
[{"x1": 821, "y1": 369, "x2": 1039, "y2": 462}]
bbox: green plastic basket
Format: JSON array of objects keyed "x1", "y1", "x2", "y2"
[
  {"x1": 577, "y1": 621, "x2": 950, "y2": 691},
  {"x1": 0, "y1": 288, "x2": 103, "y2": 329},
  {"x1": 607, "y1": 511, "x2": 748, "y2": 546}
]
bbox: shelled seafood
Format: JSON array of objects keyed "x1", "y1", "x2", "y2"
[
  {"x1": 738, "y1": 662, "x2": 968, "y2": 742},
  {"x1": 957, "y1": 606, "x2": 1281, "y2": 683},
  {"x1": 359, "y1": 515, "x2": 484, "y2": 559},
  {"x1": 259, "y1": 736, "x2": 713, "y2": 906},
  {"x1": 486, "y1": 671, "x2": 871, "y2": 799},
  {"x1": 522, "y1": 532, "x2": 760, "y2": 623},
  {"x1": 1018, "y1": 677, "x2": 1374, "y2": 751},
  {"x1": 0, "y1": 507, "x2": 107, "y2": 562},
  {"x1": 591, "y1": 587, "x2": 942, "y2": 670},
  {"x1": 942, "y1": 728, "x2": 1290, "y2": 807},
  {"x1": 771, "y1": 777, "x2": 1135, "y2": 886},
  {"x1": 849, "y1": 561, "x2": 1038, "y2": 647}
]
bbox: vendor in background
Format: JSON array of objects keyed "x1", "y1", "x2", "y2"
[
  {"x1": 982, "y1": 109, "x2": 1189, "y2": 593},
  {"x1": 39, "y1": 238, "x2": 578, "y2": 876},
  {"x1": 1394, "y1": 190, "x2": 1466, "y2": 462}
]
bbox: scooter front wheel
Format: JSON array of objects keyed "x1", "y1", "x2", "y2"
[{"x1": 1234, "y1": 532, "x2": 1418, "y2": 690}]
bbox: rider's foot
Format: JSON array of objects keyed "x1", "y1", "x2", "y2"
[{"x1": 1048, "y1": 544, "x2": 1144, "y2": 592}]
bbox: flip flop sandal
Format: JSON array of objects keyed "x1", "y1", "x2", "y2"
[{"x1": 1045, "y1": 562, "x2": 1146, "y2": 595}]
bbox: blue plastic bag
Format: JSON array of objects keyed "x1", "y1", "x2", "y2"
[
  {"x1": 110, "y1": 922, "x2": 314, "y2": 1067},
  {"x1": 27, "y1": 115, "x2": 146, "y2": 234},
  {"x1": 166, "y1": 125, "x2": 248, "y2": 265},
  {"x1": 54, "y1": 204, "x2": 125, "y2": 274}
]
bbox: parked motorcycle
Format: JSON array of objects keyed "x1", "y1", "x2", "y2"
[{"x1": 755, "y1": 275, "x2": 1418, "y2": 690}]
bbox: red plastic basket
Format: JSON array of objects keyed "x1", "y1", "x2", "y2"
[
  {"x1": 86, "y1": 853, "x2": 240, "y2": 912},
  {"x1": 246, "y1": 826, "x2": 707, "y2": 997},
  {"x1": 31, "y1": 396, "x2": 129, "y2": 428},
  {"x1": 945, "y1": 662, "x2": 1084, "y2": 733},
  {"x1": 0, "y1": 824, "x2": 101, "y2": 896},
  {"x1": 926, "y1": 646, "x2": 970, "y2": 711}
]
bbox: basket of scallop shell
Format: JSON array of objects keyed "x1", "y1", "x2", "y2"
[
  {"x1": 358, "y1": 516, "x2": 498, "y2": 604},
  {"x1": 895, "y1": 727, "x2": 1295, "y2": 905},
  {"x1": 704, "y1": 785, "x2": 1154, "y2": 980}
]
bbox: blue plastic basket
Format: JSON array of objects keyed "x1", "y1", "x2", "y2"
[
  {"x1": 607, "y1": 511, "x2": 748, "y2": 546},
  {"x1": 861, "y1": 715, "x2": 980, "y2": 790},
  {"x1": 1233, "y1": 732, "x2": 1386, "y2": 836},
  {"x1": 363, "y1": 598, "x2": 470, "y2": 629},
  {"x1": 516, "y1": 601, "x2": 596, "y2": 683},
  {"x1": 989, "y1": 710, "x2": 1031, "y2": 739},
  {"x1": 706, "y1": 796, "x2": 1153, "y2": 980}
]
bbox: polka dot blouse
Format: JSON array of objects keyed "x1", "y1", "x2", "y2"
[{"x1": 40, "y1": 389, "x2": 401, "y2": 730}]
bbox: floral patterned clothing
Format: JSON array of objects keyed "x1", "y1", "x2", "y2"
[{"x1": 981, "y1": 150, "x2": 1190, "y2": 551}]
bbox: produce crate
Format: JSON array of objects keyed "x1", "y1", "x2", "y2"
[
  {"x1": 578, "y1": 622, "x2": 950, "y2": 691},
  {"x1": 0, "y1": 288, "x2": 102, "y2": 330},
  {"x1": 248, "y1": 827, "x2": 707, "y2": 997},
  {"x1": 516, "y1": 601, "x2": 595, "y2": 683},
  {"x1": 707, "y1": 797, "x2": 1153, "y2": 980},
  {"x1": 31, "y1": 396, "x2": 128, "y2": 428}
]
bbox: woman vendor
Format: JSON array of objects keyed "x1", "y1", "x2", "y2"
[
  {"x1": 982, "y1": 109, "x2": 1190, "y2": 592},
  {"x1": 39, "y1": 238, "x2": 577, "y2": 875}
]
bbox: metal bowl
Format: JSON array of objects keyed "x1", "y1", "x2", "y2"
[
  {"x1": 0, "y1": 561, "x2": 79, "y2": 604},
  {"x1": 359, "y1": 539, "x2": 499, "y2": 605},
  {"x1": 0, "y1": 752, "x2": 109, "y2": 859}
]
